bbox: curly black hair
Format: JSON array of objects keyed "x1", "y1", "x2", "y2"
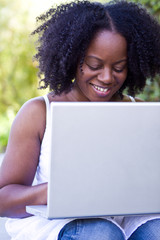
[{"x1": 32, "y1": 0, "x2": 160, "y2": 96}]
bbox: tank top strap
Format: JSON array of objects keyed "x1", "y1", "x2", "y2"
[
  {"x1": 43, "y1": 95, "x2": 51, "y2": 126},
  {"x1": 128, "y1": 96, "x2": 136, "y2": 102}
]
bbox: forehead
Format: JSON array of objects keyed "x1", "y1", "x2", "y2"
[{"x1": 86, "y1": 30, "x2": 127, "y2": 61}]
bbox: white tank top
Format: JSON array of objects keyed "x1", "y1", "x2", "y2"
[
  {"x1": 34, "y1": 94, "x2": 136, "y2": 184},
  {"x1": 34, "y1": 95, "x2": 51, "y2": 184},
  {"x1": 129, "y1": 96, "x2": 136, "y2": 102}
]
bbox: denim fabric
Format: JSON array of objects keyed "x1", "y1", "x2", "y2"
[
  {"x1": 58, "y1": 218, "x2": 125, "y2": 240},
  {"x1": 58, "y1": 218, "x2": 160, "y2": 240},
  {"x1": 129, "y1": 219, "x2": 160, "y2": 240}
]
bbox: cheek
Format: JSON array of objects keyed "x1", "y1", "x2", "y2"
[
  {"x1": 118, "y1": 70, "x2": 128, "y2": 85},
  {"x1": 75, "y1": 69, "x2": 83, "y2": 85},
  {"x1": 113, "y1": 73, "x2": 127, "y2": 92},
  {"x1": 76, "y1": 67, "x2": 94, "y2": 84}
]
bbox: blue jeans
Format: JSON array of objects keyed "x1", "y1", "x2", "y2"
[
  {"x1": 58, "y1": 218, "x2": 160, "y2": 240},
  {"x1": 129, "y1": 219, "x2": 160, "y2": 240}
]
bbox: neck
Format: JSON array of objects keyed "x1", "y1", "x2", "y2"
[
  {"x1": 109, "y1": 92, "x2": 122, "y2": 102},
  {"x1": 65, "y1": 85, "x2": 90, "y2": 102}
]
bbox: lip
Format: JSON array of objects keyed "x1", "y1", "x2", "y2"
[{"x1": 90, "y1": 83, "x2": 111, "y2": 97}]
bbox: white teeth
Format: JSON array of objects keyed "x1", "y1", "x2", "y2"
[{"x1": 93, "y1": 85, "x2": 108, "y2": 92}]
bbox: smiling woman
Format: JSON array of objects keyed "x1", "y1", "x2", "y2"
[{"x1": 74, "y1": 31, "x2": 128, "y2": 102}]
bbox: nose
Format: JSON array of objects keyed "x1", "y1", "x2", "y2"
[{"x1": 97, "y1": 67, "x2": 113, "y2": 85}]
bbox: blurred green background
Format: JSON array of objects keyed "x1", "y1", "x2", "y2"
[{"x1": 0, "y1": 0, "x2": 160, "y2": 152}]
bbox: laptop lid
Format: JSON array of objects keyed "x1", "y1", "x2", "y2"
[{"x1": 27, "y1": 102, "x2": 160, "y2": 219}]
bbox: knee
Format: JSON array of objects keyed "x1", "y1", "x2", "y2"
[
  {"x1": 58, "y1": 218, "x2": 125, "y2": 240},
  {"x1": 86, "y1": 218, "x2": 125, "y2": 240},
  {"x1": 129, "y1": 219, "x2": 160, "y2": 240}
]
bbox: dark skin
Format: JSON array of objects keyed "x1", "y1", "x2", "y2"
[{"x1": 0, "y1": 30, "x2": 142, "y2": 218}]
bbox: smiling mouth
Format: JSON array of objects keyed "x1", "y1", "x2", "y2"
[{"x1": 91, "y1": 83, "x2": 109, "y2": 93}]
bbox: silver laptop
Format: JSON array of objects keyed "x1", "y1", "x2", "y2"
[{"x1": 26, "y1": 102, "x2": 160, "y2": 219}]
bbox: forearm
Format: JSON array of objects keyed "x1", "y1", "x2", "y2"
[{"x1": 0, "y1": 183, "x2": 47, "y2": 218}]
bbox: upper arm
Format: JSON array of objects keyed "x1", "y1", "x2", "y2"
[{"x1": 0, "y1": 97, "x2": 46, "y2": 188}]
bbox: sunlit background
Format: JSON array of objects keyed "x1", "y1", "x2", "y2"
[
  {"x1": 0, "y1": 0, "x2": 160, "y2": 152},
  {"x1": 22, "y1": 0, "x2": 71, "y2": 26},
  {"x1": 0, "y1": 0, "x2": 71, "y2": 151}
]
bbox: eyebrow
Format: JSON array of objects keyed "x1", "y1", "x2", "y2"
[{"x1": 86, "y1": 56, "x2": 127, "y2": 64}]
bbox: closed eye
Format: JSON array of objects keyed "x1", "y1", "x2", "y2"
[
  {"x1": 86, "y1": 63, "x2": 102, "y2": 71},
  {"x1": 114, "y1": 68, "x2": 124, "y2": 73},
  {"x1": 113, "y1": 65, "x2": 127, "y2": 73}
]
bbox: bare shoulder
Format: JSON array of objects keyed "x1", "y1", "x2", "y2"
[
  {"x1": 13, "y1": 96, "x2": 46, "y2": 138},
  {"x1": 122, "y1": 95, "x2": 144, "y2": 102},
  {"x1": 0, "y1": 96, "x2": 46, "y2": 187},
  {"x1": 17, "y1": 96, "x2": 46, "y2": 121},
  {"x1": 134, "y1": 97, "x2": 144, "y2": 102}
]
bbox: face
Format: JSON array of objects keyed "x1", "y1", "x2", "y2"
[{"x1": 74, "y1": 30, "x2": 128, "y2": 102}]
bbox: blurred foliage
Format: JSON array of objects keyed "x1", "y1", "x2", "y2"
[
  {"x1": 0, "y1": 0, "x2": 160, "y2": 152},
  {"x1": 0, "y1": 110, "x2": 15, "y2": 151},
  {"x1": 0, "y1": 0, "x2": 44, "y2": 152},
  {"x1": 132, "y1": 0, "x2": 160, "y2": 16},
  {"x1": 129, "y1": 0, "x2": 160, "y2": 101},
  {"x1": 0, "y1": 0, "x2": 39, "y2": 111}
]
